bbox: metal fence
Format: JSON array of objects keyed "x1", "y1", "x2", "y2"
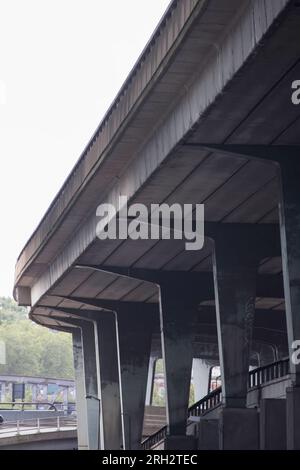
[
  {"x1": 142, "y1": 387, "x2": 222, "y2": 450},
  {"x1": 249, "y1": 357, "x2": 289, "y2": 388},
  {"x1": 142, "y1": 357, "x2": 291, "y2": 450},
  {"x1": 0, "y1": 402, "x2": 57, "y2": 411},
  {"x1": 0, "y1": 415, "x2": 77, "y2": 437}
]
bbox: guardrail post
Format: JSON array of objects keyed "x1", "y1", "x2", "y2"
[
  {"x1": 57, "y1": 416, "x2": 60, "y2": 431},
  {"x1": 16, "y1": 420, "x2": 20, "y2": 435},
  {"x1": 37, "y1": 418, "x2": 40, "y2": 433}
]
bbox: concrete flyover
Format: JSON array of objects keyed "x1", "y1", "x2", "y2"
[
  {"x1": 14, "y1": 0, "x2": 300, "y2": 450},
  {"x1": 0, "y1": 373, "x2": 74, "y2": 404}
]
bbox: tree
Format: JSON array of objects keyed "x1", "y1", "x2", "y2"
[
  {"x1": 0, "y1": 297, "x2": 74, "y2": 379},
  {"x1": 0, "y1": 297, "x2": 27, "y2": 324}
]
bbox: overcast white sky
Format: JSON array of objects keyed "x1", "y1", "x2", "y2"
[{"x1": 0, "y1": 0, "x2": 170, "y2": 297}]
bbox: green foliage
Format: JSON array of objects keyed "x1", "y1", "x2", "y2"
[
  {"x1": 155, "y1": 358, "x2": 164, "y2": 374},
  {"x1": 189, "y1": 384, "x2": 195, "y2": 406},
  {"x1": 0, "y1": 297, "x2": 74, "y2": 379},
  {"x1": 0, "y1": 297, "x2": 27, "y2": 324},
  {"x1": 152, "y1": 381, "x2": 166, "y2": 406}
]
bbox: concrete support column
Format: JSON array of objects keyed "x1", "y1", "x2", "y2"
[
  {"x1": 278, "y1": 156, "x2": 300, "y2": 384},
  {"x1": 159, "y1": 283, "x2": 197, "y2": 445},
  {"x1": 47, "y1": 302, "x2": 156, "y2": 450},
  {"x1": 65, "y1": 269, "x2": 212, "y2": 450},
  {"x1": 116, "y1": 307, "x2": 154, "y2": 449},
  {"x1": 278, "y1": 156, "x2": 300, "y2": 449},
  {"x1": 145, "y1": 356, "x2": 157, "y2": 406},
  {"x1": 213, "y1": 234, "x2": 257, "y2": 408},
  {"x1": 72, "y1": 328, "x2": 89, "y2": 450},
  {"x1": 94, "y1": 312, "x2": 122, "y2": 450},
  {"x1": 80, "y1": 322, "x2": 99, "y2": 450},
  {"x1": 192, "y1": 358, "x2": 211, "y2": 402},
  {"x1": 49, "y1": 314, "x2": 100, "y2": 449},
  {"x1": 212, "y1": 227, "x2": 263, "y2": 449}
]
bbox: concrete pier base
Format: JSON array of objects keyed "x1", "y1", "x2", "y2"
[
  {"x1": 286, "y1": 387, "x2": 300, "y2": 450},
  {"x1": 198, "y1": 418, "x2": 219, "y2": 450},
  {"x1": 219, "y1": 408, "x2": 259, "y2": 450},
  {"x1": 164, "y1": 435, "x2": 197, "y2": 450},
  {"x1": 260, "y1": 398, "x2": 286, "y2": 450}
]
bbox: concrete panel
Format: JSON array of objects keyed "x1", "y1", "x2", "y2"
[
  {"x1": 286, "y1": 387, "x2": 300, "y2": 450},
  {"x1": 164, "y1": 435, "x2": 197, "y2": 450},
  {"x1": 260, "y1": 398, "x2": 286, "y2": 450},
  {"x1": 219, "y1": 408, "x2": 259, "y2": 450},
  {"x1": 198, "y1": 418, "x2": 219, "y2": 450}
]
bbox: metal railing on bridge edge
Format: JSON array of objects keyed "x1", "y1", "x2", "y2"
[
  {"x1": 0, "y1": 402, "x2": 57, "y2": 411},
  {"x1": 142, "y1": 388, "x2": 222, "y2": 450},
  {"x1": 141, "y1": 357, "x2": 290, "y2": 450},
  {"x1": 249, "y1": 356, "x2": 289, "y2": 388},
  {"x1": 0, "y1": 415, "x2": 77, "y2": 437}
]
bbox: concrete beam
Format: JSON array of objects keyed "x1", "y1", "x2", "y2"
[
  {"x1": 37, "y1": 304, "x2": 288, "y2": 352},
  {"x1": 69, "y1": 270, "x2": 284, "y2": 301},
  {"x1": 56, "y1": 298, "x2": 159, "y2": 315},
  {"x1": 182, "y1": 144, "x2": 299, "y2": 165},
  {"x1": 74, "y1": 266, "x2": 214, "y2": 297}
]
